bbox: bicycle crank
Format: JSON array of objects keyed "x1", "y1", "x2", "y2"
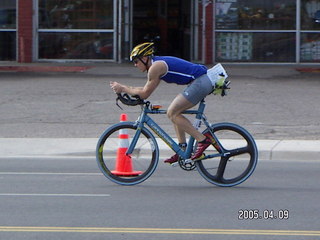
[{"x1": 178, "y1": 158, "x2": 196, "y2": 171}]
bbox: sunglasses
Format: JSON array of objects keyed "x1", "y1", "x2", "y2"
[{"x1": 133, "y1": 59, "x2": 139, "y2": 64}]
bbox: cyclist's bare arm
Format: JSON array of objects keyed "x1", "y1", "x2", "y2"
[{"x1": 110, "y1": 61, "x2": 166, "y2": 99}]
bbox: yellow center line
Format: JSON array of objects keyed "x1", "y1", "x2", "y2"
[{"x1": 0, "y1": 227, "x2": 319, "y2": 236}]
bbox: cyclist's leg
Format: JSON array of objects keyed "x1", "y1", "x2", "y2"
[
  {"x1": 164, "y1": 94, "x2": 202, "y2": 164},
  {"x1": 173, "y1": 123, "x2": 186, "y2": 144},
  {"x1": 167, "y1": 94, "x2": 205, "y2": 143}
]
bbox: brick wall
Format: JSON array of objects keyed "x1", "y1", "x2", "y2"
[
  {"x1": 198, "y1": 2, "x2": 203, "y2": 62},
  {"x1": 205, "y1": 2, "x2": 214, "y2": 64},
  {"x1": 18, "y1": 0, "x2": 33, "y2": 63},
  {"x1": 198, "y1": 1, "x2": 214, "y2": 64}
]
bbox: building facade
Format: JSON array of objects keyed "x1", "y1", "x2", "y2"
[{"x1": 1, "y1": 0, "x2": 319, "y2": 64}]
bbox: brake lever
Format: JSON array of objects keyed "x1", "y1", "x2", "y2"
[{"x1": 116, "y1": 95, "x2": 124, "y2": 110}]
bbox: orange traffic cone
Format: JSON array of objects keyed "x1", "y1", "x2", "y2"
[{"x1": 111, "y1": 114, "x2": 142, "y2": 176}]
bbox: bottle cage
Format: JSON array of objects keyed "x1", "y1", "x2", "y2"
[{"x1": 116, "y1": 93, "x2": 145, "y2": 109}]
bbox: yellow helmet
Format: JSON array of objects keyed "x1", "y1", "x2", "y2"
[{"x1": 130, "y1": 42, "x2": 154, "y2": 61}]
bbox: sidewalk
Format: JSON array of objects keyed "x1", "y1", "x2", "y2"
[
  {"x1": 0, "y1": 138, "x2": 319, "y2": 161},
  {"x1": 1, "y1": 61, "x2": 318, "y2": 78}
]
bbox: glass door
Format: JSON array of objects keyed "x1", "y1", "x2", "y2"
[
  {"x1": 119, "y1": 0, "x2": 132, "y2": 61},
  {"x1": 191, "y1": 0, "x2": 203, "y2": 63}
]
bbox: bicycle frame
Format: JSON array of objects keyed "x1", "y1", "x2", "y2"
[{"x1": 126, "y1": 99, "x2": 221, "y2": 161}]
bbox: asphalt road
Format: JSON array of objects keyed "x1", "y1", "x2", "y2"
[{"x1": 0, "y1": 156, "x2": 319, "y2": 240}]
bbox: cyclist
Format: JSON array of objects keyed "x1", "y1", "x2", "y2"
[{"x1": 110, "y1": 42, "x2": 216, "y2": 163}]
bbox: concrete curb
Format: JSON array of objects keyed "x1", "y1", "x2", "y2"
[{"x1": 0, "y1": 138, "x2": 319, "y2": 161}]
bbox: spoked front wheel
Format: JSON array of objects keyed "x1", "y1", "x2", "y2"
[
  {"x1": 196, "y1": 122, "x2": 258, "y2": 187},
  {"x1": 96, "y1": 122, "x2": 159, "y2": 185}
]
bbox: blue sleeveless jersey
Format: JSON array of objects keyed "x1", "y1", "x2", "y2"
[{"x1": 152, "y1": 56, "x2": 207, "y2": 85}]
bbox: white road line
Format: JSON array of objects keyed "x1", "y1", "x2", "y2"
[
  {"x1": 0, "y1": 172, "x2": 101, "y2": 175},
  {"x1": 0, "y1": 193, "x2": 110, "y2": 197},
  {"x1": 0, "y1": 156, "x2": 96, "y2": 160}
]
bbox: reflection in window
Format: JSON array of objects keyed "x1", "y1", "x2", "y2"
[
  {"x1": 216, "y1": 0, "x2": 296, "y2": 30},
  {"x1": 216, "y1": 32, "x2": 295, "y2": 62},
  {"x1": 216, "y1": 33, "x2": 253, "y2": 61},
  {"x1": 0, "y1": 0, "x2": 16, "y2": 61},
  {"x1": 301, "y1": 0, "x2": 320, "y2": 30},
  {"x1": 301, "y1": 33, "x2": 320, "y2": 62},
  {"x1": 39, "y1": 0, "x2": 114, "y2": 29},
  {"x1": 0, "y1": 32, "x2": 16, "y2": 60},
  {"x1": 0, "y1": 8, "x2": 16, "y2": 29},
  {"x1": 39, "y1": 32, "x2": 113, "y2": 59},
  {"x1": 38, "y1": 0, "x2": 114, "y2": 60}
]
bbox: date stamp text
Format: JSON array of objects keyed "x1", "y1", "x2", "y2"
[{"x1": 238, "y1": 209, "x2": 289, "y2": 220}]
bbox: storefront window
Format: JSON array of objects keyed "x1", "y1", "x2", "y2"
[
  {"x1": 38, "y1": 0, "x2": 114, "y2": 60},
  {"x1": 0, "y1": 1, "x2": 16, "y2": 61},
  {"x1": 0, "y1": 32, "x2": 16, "y2": 60},
  {"x1": 39, "y1": 32, "x2": 113, "y2": 59},
  {"x1": 216, "y1": 0, "x2": 296, "y2": 30},
  {"x1": 0, "y1": 8, "x2": 16, "y2": 29},
  {"x1": 301, "y1": 0, "x2": 320, "y2": 30},
  {"x1": 301, "y1": 33, "x2": 320, "y2": 62},
  {"x1": 216, "y1": 32, "x2": 295, "y2": 62},
  {"x1": 39, "y1": 0, "x2": 113, "y2": 29}
]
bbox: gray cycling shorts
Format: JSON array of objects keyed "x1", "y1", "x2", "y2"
[{"x1": 182, "y1": 74, "x2": 213, "y2": 105}]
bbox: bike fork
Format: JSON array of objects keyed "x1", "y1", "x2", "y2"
[{"x1": 126, "y1": 126, "x2": 142, "y2": 155}]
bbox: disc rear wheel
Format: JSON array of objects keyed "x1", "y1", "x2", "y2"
[{"x1": 196, "y1": 123, "x2": 258, "y2": 187}]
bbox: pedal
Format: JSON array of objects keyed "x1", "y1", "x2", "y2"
[
  {"x1": 184, "y1": 159, "x2": 193, "y2": 164},
  {"x1": 171, "y1": 162, "x2": 179, "y2": 167}
]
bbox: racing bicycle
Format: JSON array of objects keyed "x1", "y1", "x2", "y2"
[{"x1": 96, "y1": 93, "x2": 258, "y2": 186}]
